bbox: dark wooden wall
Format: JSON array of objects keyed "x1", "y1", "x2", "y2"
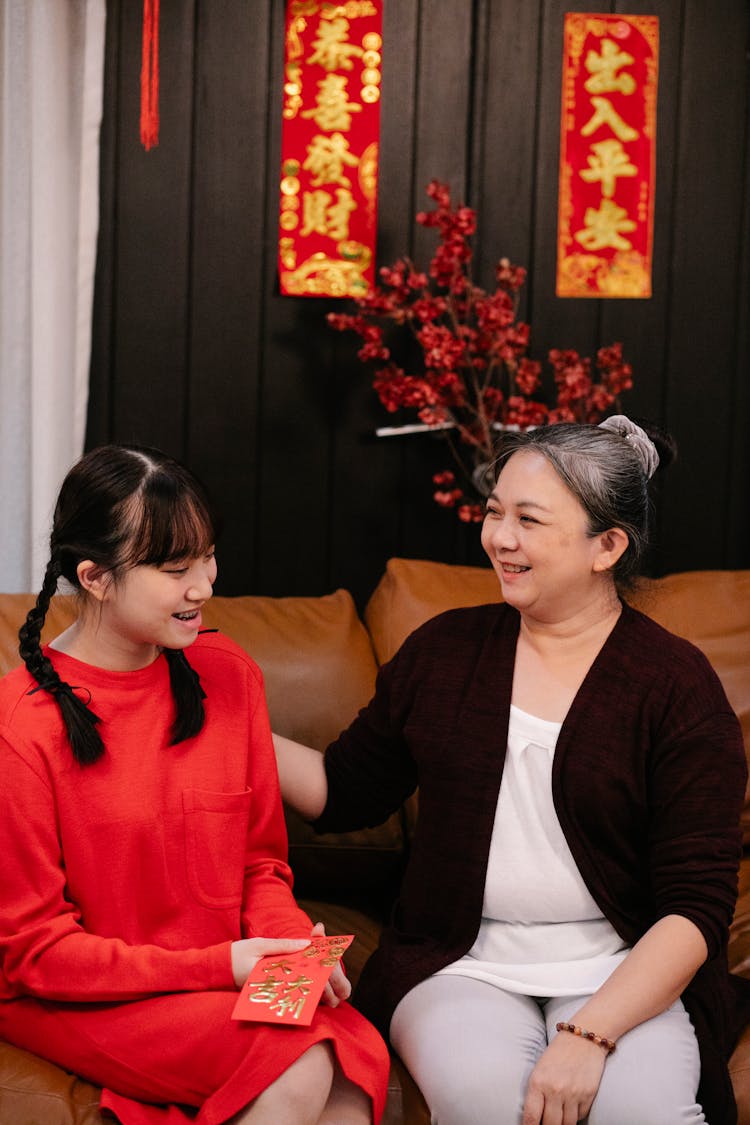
[{"x1": 88, "y1": 0, "x2": 750, "y2": 606}]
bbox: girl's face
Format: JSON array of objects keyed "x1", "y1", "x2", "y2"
[
  {"x1": 481, "y1": 450, "x2": 616, "y2": 623},
  {"x1": 86, "y1": 549, "x2": 217, "y2": 670}
]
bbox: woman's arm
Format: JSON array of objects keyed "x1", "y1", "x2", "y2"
[
  {"x1": 272, "y1": 733, "x2": 328, "y2": 821},
  {"x1": 564, "y1": 912, "x2": 707, "y2": 1039},
  {"x1": 522, "y1": 913, "x2": 707, "y2": 1124}
]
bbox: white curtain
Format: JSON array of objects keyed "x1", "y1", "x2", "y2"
[{"x1": 0, "y1": 0, "x2": 106, "y2": 592}]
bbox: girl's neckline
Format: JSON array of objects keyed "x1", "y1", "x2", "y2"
[{"x1": 42, "y1": 643, "x2": 166, "y2": 680}]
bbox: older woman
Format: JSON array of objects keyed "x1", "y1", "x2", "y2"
[{"x1": 275, "y1": 417, "x2": 749, "y2": 1125}]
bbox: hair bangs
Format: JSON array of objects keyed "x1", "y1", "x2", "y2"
[{"x1": 121, "y1": 474, "x2": 219, "y2": 569}]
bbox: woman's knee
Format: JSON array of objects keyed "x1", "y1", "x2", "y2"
[
  {"x1": 392, "y1": 977, "x2": 545, "y2": 1125},
  {"x1": 403, "y1": 1037, "x2": 531, "y2": 1125},
  {"x1": 424, "y1": 1062, "x2": 526, "y2": 1125}
]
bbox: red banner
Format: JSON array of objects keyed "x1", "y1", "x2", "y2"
[
  {"x1": 278, "y1": 1, "x2": 382, "y2": 298},
  {"x1": 556, "y1": 14, "x2": 658, "y2": 298}
]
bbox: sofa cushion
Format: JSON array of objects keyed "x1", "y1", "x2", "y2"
[
  {"x1": 628, "y1": 571, "x2": 750, "y2": 841},
  {"x1": 0, "y1": 1041, "x2": 103, "y2": 1125},
  {"x1": 364, "y1": 557, "x2": 501, "y2": 665},
  {"x1": 203, "y1": 591, "x2": 378, "y2": 752}
]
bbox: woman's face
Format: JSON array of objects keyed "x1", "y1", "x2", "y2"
[{"x1": 481, "y1": 450, "x2": 615, "y2": 622}]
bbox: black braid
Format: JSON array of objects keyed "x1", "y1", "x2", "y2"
[
  {"x1": 163, "y1": 648, "x2": 206, "y2": 744},
  {"x1": 19, "y1": 556, "x2": 104, "y2": 766}
]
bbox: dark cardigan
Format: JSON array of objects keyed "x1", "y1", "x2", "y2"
[{"x1": 316, "y1": 602, "x2": 750, "y2": 1124}]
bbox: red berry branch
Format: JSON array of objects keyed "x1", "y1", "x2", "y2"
[{"x1": 328, "y1": 181, "x2": 634, "y2": 522}]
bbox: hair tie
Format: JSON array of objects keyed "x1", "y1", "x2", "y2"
[
  {"x1": 28, "y1": 679, "x2": 92, "y2": 705},
  {"x1": 598, "y1": 414, "x2": 659, "y2": 479}
]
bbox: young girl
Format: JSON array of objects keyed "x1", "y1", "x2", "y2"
[{"x1": 0, "y1": 444, "x2": 389, "y2": 1125}]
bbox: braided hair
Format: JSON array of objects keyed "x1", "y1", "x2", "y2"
[{"x1": 19, "y1": 445, "x2": 221, "y2": 765}]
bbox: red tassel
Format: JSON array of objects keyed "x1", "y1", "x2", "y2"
[{"x1": 140, "y1": 0, "x2": 160, "y2": 150}]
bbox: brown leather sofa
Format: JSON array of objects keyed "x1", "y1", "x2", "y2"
[{"x1": 0, "y1": 558, "x2": 749, "y2": 1124}]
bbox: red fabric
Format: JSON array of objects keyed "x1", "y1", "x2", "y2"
[
  {"x1": 0, "y1": 632, "x2": 388, "y2": 1123},
  {"x1": 140, "y1": 0, "x2": 160, "y2": 150}
]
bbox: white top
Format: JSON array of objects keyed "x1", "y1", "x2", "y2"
[{"x1": 438, "y1": 705, "x2": 629, "y2": 996}]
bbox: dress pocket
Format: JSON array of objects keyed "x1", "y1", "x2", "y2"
[{"x1": 183, "y1": 787, "x2": 252, "y2": 909}]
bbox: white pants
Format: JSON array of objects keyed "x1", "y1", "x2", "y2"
[{"x1": 390, "y1": 974, "x2": 706, "y2": 1125}]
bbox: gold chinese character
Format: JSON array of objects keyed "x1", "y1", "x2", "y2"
[
  {"x1": 248, "y1": 974, "x2": 284, "y2": 1003},
  {"x1": 579, "y1": 139, "x2": 637, "y2": 198},
  {"x1": 303, "y1": 133, "x2": 360, "y2": 186},
  {"x1": 284, "y1": 975, "x2": 314, "y2": 994},
  {"x1": 575, "y1": 199, "x2": 637, "y2": 251},
  {"x1": 302, "y1": 190, "x2": 333, "y2": 236},
  {"x1": 581, "y1": 96, "x2": 639, "y2": 142},
  {"x1": 307, "y1": 17, "x2": 363, "y2": 71},
  {"x1": 302, "y1": 74, "x2": 362, "y2": 131},
  {"x1": 266, "y1": 960, "x2": 296, "y2": 975},
  {"x1": 301, "y1": 188, "x2": 356, "y2": 241},
  {"x1": 584, "y1": 38, "x2": 636, "y2": 95},
  {"x1": 326, "y1": 189, "x2": 357, "y2": 240},
  {"x1": 270, "y1": 994, "x2": 308, "y2": 1019}
]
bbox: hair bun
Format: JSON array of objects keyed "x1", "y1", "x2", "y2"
[{"x1": 598, "y1": 414, "x2": 660, "y2": 479}]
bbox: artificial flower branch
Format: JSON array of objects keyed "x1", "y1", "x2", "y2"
[{"x1": 328, "y1": 180, "x2": 634, "y2": 522}]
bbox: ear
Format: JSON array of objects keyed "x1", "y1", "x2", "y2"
[
  {"x1": 76, "y1": 560, "x2": 113, "y2": 602},
  {"x1": 592, "y1": 527, "x2": 630, "y2": 574}
]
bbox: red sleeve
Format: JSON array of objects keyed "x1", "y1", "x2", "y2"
[{"x1": 0, "y1": 732, "x2": 234, "y2": 1003}]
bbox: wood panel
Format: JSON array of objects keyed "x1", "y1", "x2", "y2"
[
  {"x1": 659, "y1": 1, "x2": 749, "y2": 572},
  {"x1": 328, "y1": 0, "x2": 421, "y2": 601},
  {"x1": 112, "y1": 0, "x2": 196, "y2": 451},
  {"x1": 187, "y1": 0, "x2": 272, "y2": 594},
  {"x1": 88, "y1": 0, "x2": 750, "y2": 605}
]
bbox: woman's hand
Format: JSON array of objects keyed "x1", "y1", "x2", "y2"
[
  {"x1": 311, "y1": 921, "x2": 352, "y2": 1007},
  {"x1": 522, "y1": 1032, "x2": 607, "y2": 1125},
  {"x1": 230, "y1": 936, "x2": 310, "y2": 988}
]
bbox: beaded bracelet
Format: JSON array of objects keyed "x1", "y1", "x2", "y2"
[{"x1": 555, "y1": 1021, "x2": 617, "y2": 1055}]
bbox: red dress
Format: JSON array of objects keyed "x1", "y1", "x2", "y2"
[{"x1": 0, "y1": 632, "x2": 389, "y2": 1124}]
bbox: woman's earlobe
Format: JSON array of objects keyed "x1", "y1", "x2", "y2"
[{"x1": 593, "y1": 527, "x2": 630, "y2": 572}]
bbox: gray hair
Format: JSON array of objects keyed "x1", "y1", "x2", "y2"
[{"x1": 491, "y1": 420, "x2": 672, "y2": 590}]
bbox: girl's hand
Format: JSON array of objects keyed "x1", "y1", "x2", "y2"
[
  {"x1": 230, "y1": 936, "x2": 310, "y2": 988},
  {"x1": 522, "y1": 1032, "x2": 607, "y2": 1125},
  {"x1": 311, "y1": 921, "x2": 352, "y2": 1007}
]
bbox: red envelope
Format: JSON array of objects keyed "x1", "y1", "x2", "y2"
[{"x1": 231, "y1": 935, "x2": 354, "y2": 1026}]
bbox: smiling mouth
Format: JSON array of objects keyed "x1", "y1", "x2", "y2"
[
  {"x1": 173, "y1": 610, "x2": 199, "y2": 621},
  {"x1": 501, "y1": 564, "x2": 530, "y2": 574}
]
